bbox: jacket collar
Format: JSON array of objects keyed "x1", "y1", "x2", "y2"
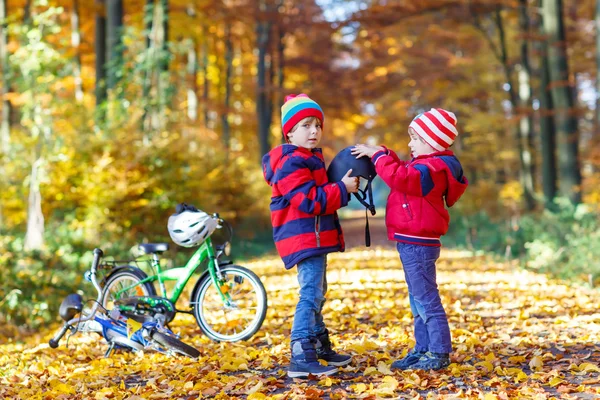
[{"x1": 411, "y1": 150, "x2": 454, "y2": 162}]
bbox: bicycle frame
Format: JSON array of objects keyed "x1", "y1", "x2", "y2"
[
  {"x1": 112, "y1": 237, "x2": 231, "y2": 308},
  {"x1": 80, "y1": 311, "x2": 162, "y2": 356},
  {"x1": 51, "y1": 248, "x2": 167, "y2": 356}
]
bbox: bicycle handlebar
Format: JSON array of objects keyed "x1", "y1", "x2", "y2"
[{"x1": 48, "y1": 248, "x2": 104, "y2": 349}]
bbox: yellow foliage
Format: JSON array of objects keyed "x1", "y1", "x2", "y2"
[{"x1": 3, "y1": 247, "x2": 600, "y2": 398}]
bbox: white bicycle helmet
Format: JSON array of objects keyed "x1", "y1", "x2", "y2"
[{"x1": 167, "y1": 206, "x2": 218, "y2": 248}]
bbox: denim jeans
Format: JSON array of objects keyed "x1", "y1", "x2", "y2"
[
  {"x1": 397, "y1": 242, "x2": 452, "y2": 353},
  {"x1": 290, "y1": 254, "x2": 328, "y2": 342}
]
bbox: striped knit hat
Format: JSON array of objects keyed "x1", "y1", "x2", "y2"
[
  {"x1": 409, "y1": 108, "x2": 458, "y2": 151},
  {"x1": 281, "y1": 94, "x2": 324, "y2": 138}
]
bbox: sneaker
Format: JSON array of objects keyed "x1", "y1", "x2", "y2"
[
  {"x1": 390, "y1": 349, "x2": 427, "y2": 370},
  {"x1": 288, "y1": 339, "x2": 338, "y2": 378},
  {"x1": 409, "y1": 352, "x2": 450, "y2": 371},
  {"x1": 315, "y1": 329, "x2": 352, "y2": 367}
]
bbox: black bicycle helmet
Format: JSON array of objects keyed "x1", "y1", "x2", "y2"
[
  {"x1": 327, "y1": 146, "x2": 377, "y2": 215},
  {"x1": 327, "y1": 146, "x2": 377, "y2": 247}
]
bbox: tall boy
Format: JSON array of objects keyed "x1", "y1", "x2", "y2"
[{"x1": 263, "y1": 94, "x2": 358, "y2": 378}]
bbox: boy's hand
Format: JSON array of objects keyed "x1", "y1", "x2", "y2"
[
  {"x1": 351, "y1": 144, "x2": 385, "y2": 159},
  {"x1": 341, "y1": 169, "x2": 359, "y2": 193}
]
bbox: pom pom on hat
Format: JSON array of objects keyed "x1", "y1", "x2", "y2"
[{"x1": 409, "y1": 108, "x2": 458, "y2": 151}]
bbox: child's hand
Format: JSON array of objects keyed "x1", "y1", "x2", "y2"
[
  {"x1": 351, "y1": 144, "x2": 385, "y2": 159},
  {"x1": 341, "y1": 169, "x2": 359, "y2": 193}
]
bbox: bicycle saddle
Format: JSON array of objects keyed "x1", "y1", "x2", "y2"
[{"x1": 139, "y1": 243, "x2": 169, "y2": 254}]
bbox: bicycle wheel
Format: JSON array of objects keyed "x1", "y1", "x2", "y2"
[
  {"x1": 101, "y1": 267, "x2": 156, "y2": 310},
  {"x1": 151, "y1": 331, "x2": 200, "y2": 358},
  {"x1": 192, "y1": 265, "x2": 267, "y2": 342}
]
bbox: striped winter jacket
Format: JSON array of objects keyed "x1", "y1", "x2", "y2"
[
  {"x1": 373, "y1": 148, "x2": 468, "y2": 247},
  {"x1": 262, "y1": 145, "x2": 348, "y2": 269}
]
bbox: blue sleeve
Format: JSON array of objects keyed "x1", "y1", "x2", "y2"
[{"x1": 413, "y1": 164, "x2": 434, "y2": 196}]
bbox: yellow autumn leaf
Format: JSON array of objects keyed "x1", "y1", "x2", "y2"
[
  {"x1": 318, "y1": 377, "x2": 333, "y2": 387},
  {"x1": 377, "y1": 361, "x2": 393, "y2": 375},
  {"x1": 548, "y1": 377, "x2": 565, "y2": 387},
  {"x1": 259, "y1": 356, "x2": 273, "y2": 369},
  {"x1": 380, "y1": 375, "x2": 399, "y2": 390},
  {"x1": 516, "y1": 371, "x2": 529, "y2": 383},
  {"x1": 363, "y1": 366, "x2": 378, "y2": 375},
  {"x1": 475, "y1": 361, "x2": 494, "y2": 373},
  {"x1": 53, "y1": 383, "x2": 76, "y2": 395},
  {"x1": 579, "y1": 363, "x2": 600, "y2": 373},
  {"x1": 247, "y1": 381, "x2": 263, "y2": 395},
  {"x1": 484, "y1": 394, "x2": 498, "y2": 400},
  {"x1": 529, "y1": 356, "x2": 543, "y2": 371},
  {"x1": 349, "y1": 343, "x2": 367, "y2": 354},
  {"x1": 352, "y1": 383, "x2": 367, "y2": 394}
]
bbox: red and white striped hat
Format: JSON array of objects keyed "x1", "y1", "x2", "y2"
[{"x1": 409, "y1": 108, "x2": 458, "y2": 151}]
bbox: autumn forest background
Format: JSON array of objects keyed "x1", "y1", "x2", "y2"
[{"x1": 1, "y1": 0, "x2": 600, "y2": 338}]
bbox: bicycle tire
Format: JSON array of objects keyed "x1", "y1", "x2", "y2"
[
  {"x1": 101, "y1": 267, "x2": 156, "y2": 310},
  {"x1": 151, "y1": 331, "x2": 200, "y2": 358},
  {"x1": 192, "y1": 265, "x2": 267, "y2": 342}
]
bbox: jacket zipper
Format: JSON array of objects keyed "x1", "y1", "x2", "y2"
[{"x1": 315, "y1": 216, "x2": 321, "y2": 247}]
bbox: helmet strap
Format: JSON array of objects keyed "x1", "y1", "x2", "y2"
[
  {"x1": 353, "y1": 179, "x2": 376, "y2": 247},
  {"x1": 353, "y1": 180, "x2": 376, "y2": 216},
  {"x1": 365, "y1": 207, "x2": 371, "y2": 247}
]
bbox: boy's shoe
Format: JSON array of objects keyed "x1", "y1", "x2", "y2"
[
  {"x1": 288, "y1": 338, "x2": 338, "y2": 378},
  {"x1": 409, "y1": 352, "x2": 450, "y2": 371},
  {"x1": 315, "y1": 329, "x2": 352, "y2": 367},
  {"x1": 390, "y1": 349, "x2": 427, "y2": 370}
]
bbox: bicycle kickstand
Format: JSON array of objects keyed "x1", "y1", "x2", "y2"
[{"x1": 104, "y1": 342, "x2": 115, "y2": 358}]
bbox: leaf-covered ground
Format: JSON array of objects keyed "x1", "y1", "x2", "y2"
[{"x1": 2, "y1": 245, "x2": 600, "y2": 399}]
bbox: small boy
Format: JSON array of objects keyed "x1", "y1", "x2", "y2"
[
  {"x1": 352, "y1": 108, "x2": 468, "y2": 371},
  {"x1": 262, "y1": 94, "x2": 359, "y2": 378}
]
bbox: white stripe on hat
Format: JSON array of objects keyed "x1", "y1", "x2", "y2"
[
  {"x1": 409, "y1": 120, "x2": 446, "y2": 151},
  {"x1": 420, "y1": 114, "x2": 454, "y2": 146},
  {"x1": 429, "y1": 108, "x2": 458, "y2": 137}
]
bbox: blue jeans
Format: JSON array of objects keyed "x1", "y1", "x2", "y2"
[
  {"x1": 290, "y1": 255, "x2": 327, "y2": 342},
  {"x1": 397, "y1": 242, "x2": 452, "y2": 353}
]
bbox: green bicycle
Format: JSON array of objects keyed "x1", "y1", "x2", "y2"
[{"x1": 100, "y1": 204, "x2": 267, "y2": 342}]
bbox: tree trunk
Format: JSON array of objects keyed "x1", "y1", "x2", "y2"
[
  {"x1": 495, "y1": 7, "x2": 536, "y2": 210},
  {"x1": 24, "y1": 157, "x2": 45, "y2": 251},
  {"x1": 187, "y1": 38, "x2": 198, "y2": 121},
  {"x1": 95, "y1": 1, "x2": 107, "y2": 107},
  {"x1": 517, "y1": 0, "x2": 536, "y2": 210},
  {"x1": 154, "y1": 0, "x2": 169, "y2": 129},
  {"x1": 542, "y1": 0, "x2": 581, "y2": 204},
  {"x1": 185, "y1": 6, "x2": 197, "y2": 122},
  {"x1": 201, "y1": 24, "x2": 209, "y2": 128},
  {"x1": 161, "y1": 0, "x2": 168, "y2": 73},
  {"x1": 276, "y1": 23, "x2": 285, "y2": 114},
  {"x1": 23, "y1": 0, "x2": 31, "y2": 23},
  {"x1": 537, "y1": 0, "x2": 558, "y2": 209},
  {"x1": 141, "y1": 0, "x2": 153, "y2": 130},
  {"x1": 595, "y1": 0, "x2": 600, "y2": 134},
  {"x1": 71, "y1": 0, "x2": 83, "y2": 102},
  {"x1": 221, "y1": 22, "x2": 232, "y2": 154},
  {"x1": 105, "y1": 0, "x2": 123, "y2": 91},
  {"x1": 540, "y1": 52, "x2": 559, "y2": 208},
  {"x1": 256, "y1": 0, "x2": 272, "y2": 161},
  {"x1": 0, "y1": 0, "x2": 10, "y2": 151}
]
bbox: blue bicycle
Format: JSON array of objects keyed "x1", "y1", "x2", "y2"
[{"x1": 49, "y1": 248, "x2": 200, "y2": 358}]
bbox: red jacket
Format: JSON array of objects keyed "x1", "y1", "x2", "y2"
[
  {"x1": 262, "y1": 145, "x2": 348, "y2": 269},
  {"x1": 372, "y1": 148, "x2": 468, "y2": 246}
]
